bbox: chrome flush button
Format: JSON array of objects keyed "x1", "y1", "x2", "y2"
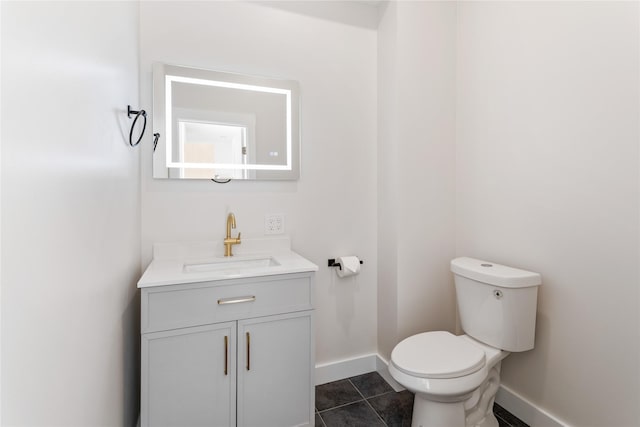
[{"x1": 481, "y1": 263, "x2": 493, "y2": 267}]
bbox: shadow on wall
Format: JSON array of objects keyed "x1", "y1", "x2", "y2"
[
  {"x1": 250, "y1": 0, "x2": 378, "y2": 30},
  {"x1": 331, "y1": 272, "x2": 358, "y2": 335},
  {"x1": 501, "y1": 300, "x2": 551, "y2": 404},
  {"x1": 122, "y1": 290, "x2": 141, "y2": 427}
]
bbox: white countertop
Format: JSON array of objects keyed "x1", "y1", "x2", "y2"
[{"x1": 138, "y1": 237, "x2": 318, "y2": 288}]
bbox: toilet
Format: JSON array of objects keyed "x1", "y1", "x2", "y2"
[{"x1": 389, "y1": 257, "x2": 541, "y2": 427}]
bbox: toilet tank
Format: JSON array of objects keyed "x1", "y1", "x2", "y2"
[{"x1": 451, "y1": 257, "x2": 541, "y2": 352}]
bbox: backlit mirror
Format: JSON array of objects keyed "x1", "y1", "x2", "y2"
[{"x1": 153, "y1": 63, "x2": 300, "y2": 180}]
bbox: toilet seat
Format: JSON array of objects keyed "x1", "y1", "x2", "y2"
[{"x1": 391, "y1": 331, "x2": 486, "y2": 379}]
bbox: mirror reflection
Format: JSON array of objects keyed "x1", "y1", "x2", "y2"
[{"x1": 153, "y1": 63, "x2": 300, "y2": 180}]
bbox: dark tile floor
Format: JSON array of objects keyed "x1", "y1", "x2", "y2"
[{"x1": 315, "y1": 372, "x2": 529, "y2": 427}]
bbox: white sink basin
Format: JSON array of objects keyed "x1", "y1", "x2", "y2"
[
  {"x1": 183, "y1": 256, "x2": 280, "y2": 274},
  {"x1": 137, "y1": 238, "x2": 319, "y2": 288}
]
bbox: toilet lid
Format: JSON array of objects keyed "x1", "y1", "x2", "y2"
[{"x1": 391, "y1": 331, "x2": 486, "y2": 379}]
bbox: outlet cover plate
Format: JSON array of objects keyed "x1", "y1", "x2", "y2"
[{"x1": 264, "y1": 214, "x2": 285, "y2": 235}]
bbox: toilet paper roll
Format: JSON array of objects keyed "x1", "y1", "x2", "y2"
[{"x1": 336, "y1": 256, "x2": 361, "y2": 278}]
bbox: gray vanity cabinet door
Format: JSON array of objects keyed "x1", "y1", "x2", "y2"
[
  {"x1": 237, "y1": 311, "x2": 314, "y2": 427},
  {"x1": 141, "y1": 322, "x2": 237, "y2": 427}
]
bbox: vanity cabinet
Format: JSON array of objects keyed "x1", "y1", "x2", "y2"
[
  {"x1": 140, "y1": 272, "x2": 315, "y2": 427},
  {"x1": 142, "y1": 322, "x2": 237, "y2": 426}
]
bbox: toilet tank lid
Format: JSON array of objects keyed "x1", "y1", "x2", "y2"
[{"x1": 451, "y1": 257, "x2": 541, "y2": 288}]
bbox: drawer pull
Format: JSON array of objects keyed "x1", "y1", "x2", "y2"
[
  {"x1": 224, "y1": 335, "x2": 228, "y2": 376},
  {"x1": 217, "y1": 296, "x2": 256, "y2": 305},
  {"x1": 246, "y1": 332, "x2": 251, "y2": 371}
]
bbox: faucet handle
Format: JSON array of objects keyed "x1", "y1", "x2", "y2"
[{"x1": 237, "y1": 232, "x2": 242, "y2": 241}]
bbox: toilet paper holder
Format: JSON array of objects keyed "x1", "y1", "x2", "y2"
[{"x1": 328, "y1": 258, "x2": 364, "y2": 269}]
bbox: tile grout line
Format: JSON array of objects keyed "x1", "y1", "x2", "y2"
[
  {"x1": 366, "y1": 389, "x2": 396, "y2": 400},
  {"x1": 315, "y1": 410, "x2": 328, "y2": 427},
  {"x1": 349, "y1": 378, "x2": 389, "y2": 427},
  {"x1": 317, "y1": 398, "x2": 366, "y2": 414}
]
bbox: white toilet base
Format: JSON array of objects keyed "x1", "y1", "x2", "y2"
[
  {"x1": 410, "y1": 363, "x2": 503, "y2": 427},
  {"x1": 412, "y1": 398, "x2": 466, "y2": 427}
]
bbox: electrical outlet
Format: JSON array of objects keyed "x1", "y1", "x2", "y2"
[{"x1": 264, "y1": 214, "x2": 285, "y2": 235}]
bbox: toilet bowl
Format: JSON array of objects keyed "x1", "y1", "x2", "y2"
[
  {"x1": 389, "y1": 258, "x2": 541, "y2": 427},
  {"x1": 389, "y1": 331, "x2": 508, "y2": 427}
]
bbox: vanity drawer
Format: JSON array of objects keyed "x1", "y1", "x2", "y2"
[{"x1": 141, "y1": 273, "x2": 313, "y2": 333}]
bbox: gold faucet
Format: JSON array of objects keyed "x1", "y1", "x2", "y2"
[{"x1": 224, "y1": 212, "x2": 241, "y2": 256}]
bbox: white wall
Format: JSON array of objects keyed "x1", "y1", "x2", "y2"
[
  {"x1": 1, "y1": 2, "x2": 141, "y2": 425},
  {"x1": 139, "y1": 1, "x2": 379, "y2": 366},
  {"x1": 456, "y1": 2, "x2": 640, "y2": 425},
  {"x1": 2, "y1": 3, "x2": 636, "y2": 426},
  {"x1": 0, "y1": 2, "x2": 4, "y2": 420},
  {"x1": 377, "y1": 1, "x2": 457, "y2": 359}
]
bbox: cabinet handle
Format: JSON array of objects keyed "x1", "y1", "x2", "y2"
[
  {"x1": 224, "y1": 335, "x2": 228, "y2": 376},
  {"x1": 246, "y1": 332, "x2": 251, "y2": 371},
  {"x1": 217, "y1": 296, "x2": 256, "y2": 305}
]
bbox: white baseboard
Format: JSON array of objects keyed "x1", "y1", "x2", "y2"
[
  {"x1": 374, "y1": 353, "x2": 404, "y2": 392},
  {"x1": 315, "y1": 353, "x2": 406, "y2": 390},
  {"x1": 496, "y1": 384, "x2": 569, "y2": 427},
  {"x1": 315, "y1": 354, "x2": 378, "y2": 385},
  {"x1": 315, "y1": 353, "x2": 403, "y2": 390},
  {"x1": 316, "y1": 354, "x2": 570, "y2": 427}
]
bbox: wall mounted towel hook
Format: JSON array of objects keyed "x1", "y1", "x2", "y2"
[
  {"x1": 127, "y1": 105, "x2": 147, "y2": 147},
  {"x1": 152, "y1": 133, "x2": 160, "y2": 151}
]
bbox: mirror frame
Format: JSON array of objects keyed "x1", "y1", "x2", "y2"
[{"x1": 153, "y1": 63, "x2": 300, "y2": 180}]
